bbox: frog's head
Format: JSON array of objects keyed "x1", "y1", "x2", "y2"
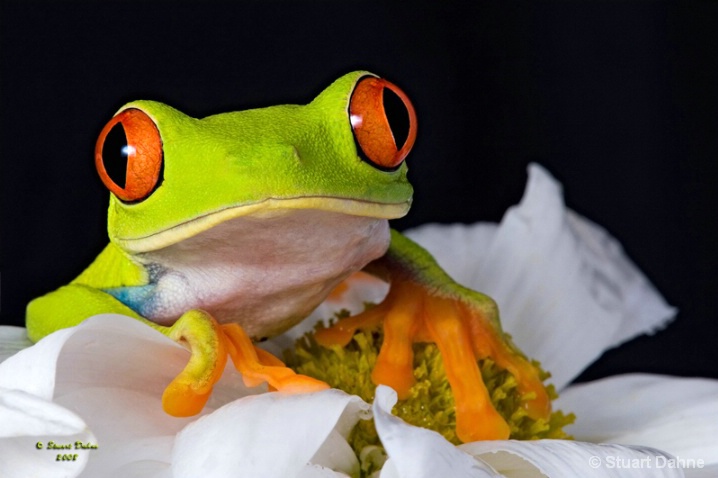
[{"x1": 95, "y1": 71, "x2": 417, "y2": 254}]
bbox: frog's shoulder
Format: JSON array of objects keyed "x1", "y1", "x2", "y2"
[{"x1": 72, "y1": 242, "x2": 148, "y2": 289}]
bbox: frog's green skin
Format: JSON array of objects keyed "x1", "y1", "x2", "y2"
[
  {"x1": 27, "y1": 71, "x2": 410, "y2": 341},
  {"x1": 27, "y1": 71, "x2": 548, "y2": 442}
]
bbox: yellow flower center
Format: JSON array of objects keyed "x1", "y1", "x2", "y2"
[{"x1": 286, "y1": 311, "x2": 575, "y2": 476}]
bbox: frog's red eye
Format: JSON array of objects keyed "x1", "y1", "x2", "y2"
[
  {"x1": 349, "y1": 76, "x2": 417, "y2": 170},
  {"x1": 95, "y1": 108, "x2": 163, "y2": 202}
]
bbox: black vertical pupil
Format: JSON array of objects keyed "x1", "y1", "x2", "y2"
[
  {"x1": 103, "y1": 122, "x2": 129, "y2": 189},
  {"x1": 382, "y1": 88, "x2": 409, "y2": 148}
]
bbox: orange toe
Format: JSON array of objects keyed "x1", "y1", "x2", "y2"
[
  {"x1": 161, "y1": 310, "x2": 330, "y2": 418},
  {"x1": 223, "y1": 323, "x2": 330, "y2": 393},
  {"x1": 317, "y1": 277, "x2": 551, "y2": 441}
]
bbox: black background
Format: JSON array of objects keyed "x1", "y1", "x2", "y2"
[{"x1": 2, "y1": 1, "x2": 717, "y2": 384}]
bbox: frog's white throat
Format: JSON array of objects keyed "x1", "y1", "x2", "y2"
[{"x1": 133, "y1": 208, "x2": 391, "y2": 340}]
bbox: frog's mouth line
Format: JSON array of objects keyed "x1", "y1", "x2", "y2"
[{"x1": 113, "y1": 196, "x2": 411, "y2": 254}]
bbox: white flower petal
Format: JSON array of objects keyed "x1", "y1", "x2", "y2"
[
  {"x1": 298, "y1": 463, "x2": 353, "y2": 478},
  {"x1": 684, "y1": 463, "x2": 718, "y2": 478},
  {"x1": 0, "y1": 387, "x2": 95, "y2": 478},
  {"x1": 0, "y1": 315, "x2": 261, "y2": 475},
  {"x1": 0, "y1": 315, "x2": 193, "y2": 401},
  {"x1": 3, "y1": 314, "x2": 257, "y2": 406},
  {"x1": 54, "y1": 315, "x2": 187, "y2": 398},
  {"x1": 265, "y1": 273, "x2": 389, "y2": 357},
  {"x1": 320, "y1": 272, "x2": 390, "y2": 316},
  {"x1": 93, "y1": 435, "x2": 174, "y2": 478},
  {"x1": 310, "y1": 428, "x2": 363, "y2": 474},
  {"x1": 373, "y1": 385, "x2": 501, "y2": 478},
  {"x1": 172, "y1": 389, "x2": 370, "y2": 478},
  {"x1": 61, "y1": 386, "x2": 177, "y2": 440},
  {"x1": 0, "y1": 387, "x2": 85, "y2": 437},
  {"x1": 561, "y1": 211, "x2": 676, "y2": 345},
  {"x1": 556, "y1": 374, "x2": 718, "y2": 465},
  {"x1": 405, "y1": 223, "x2": 497, "y2": 286},
  {"x1": 461, "y1": 439, "x2": 684, "y2": 478},
  {"x1": 0, "y1": 326, "x2": 33, "y2": 364},
  {"x1": 410, "y1": 164, "x2": 675, "y2": 389},
  {"x1": 0, "y1": 326, "x2": 77, "y2": 400}
]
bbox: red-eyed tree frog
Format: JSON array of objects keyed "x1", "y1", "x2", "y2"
[{"x1": 27, "y1": 72, "x2": 549, "y2": 442}]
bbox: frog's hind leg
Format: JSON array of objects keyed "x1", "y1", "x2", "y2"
[{"x1": 315, "y1": 230, "x2": 550, "y2": 442}]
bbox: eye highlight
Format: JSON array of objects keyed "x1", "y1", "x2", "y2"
[
  {"x1": 349, "y1": 76, "x2": 417, "y2": 170},
  {"x1": 95, "y1": 108, "x2": 163, "y2": 202}
]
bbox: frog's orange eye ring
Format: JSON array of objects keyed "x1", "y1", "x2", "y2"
[
  {"x1": 349, "y1": 76, "x2": 417, "y2": 170},
  {"x1": 95, "y1": 108, "x2": 163, "y2": 203}
]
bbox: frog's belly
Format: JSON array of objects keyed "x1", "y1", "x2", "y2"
[{"x1": 133, "y1": 209, "x2": 390, "y2": 340}]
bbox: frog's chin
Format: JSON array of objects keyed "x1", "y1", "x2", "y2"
[{"x1": 113, "y1": 196, "x2": 411, "y2": 254}]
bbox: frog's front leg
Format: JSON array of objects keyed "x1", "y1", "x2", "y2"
[
  {"x1": 162, "y1": 309, "x2": 329, "y2": 416},
  {"x1": 27, "y1": 284, "x2": 328, "y2": 418},
  {"x1": 315, "y1": 230, "x2": 550, "y2": 442}
]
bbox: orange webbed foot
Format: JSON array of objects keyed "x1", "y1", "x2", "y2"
[
  {"x1": 161, "y1": 310, "x2": 328, "y2": 418},
  {"x1": 316, "y1": 278, "x2": 550, "y2": 442}
]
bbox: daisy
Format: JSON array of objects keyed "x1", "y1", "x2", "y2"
[{"x1": 1, "y1": 165, "x2": 715, "y2": 477}]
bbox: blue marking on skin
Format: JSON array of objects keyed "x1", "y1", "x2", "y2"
[
  {"x1": 103, "y1": 262, "x2": 165, "y2": 317},
  {"x1": 104, "y1": 284, "x2": 157, "y2": 317}
]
